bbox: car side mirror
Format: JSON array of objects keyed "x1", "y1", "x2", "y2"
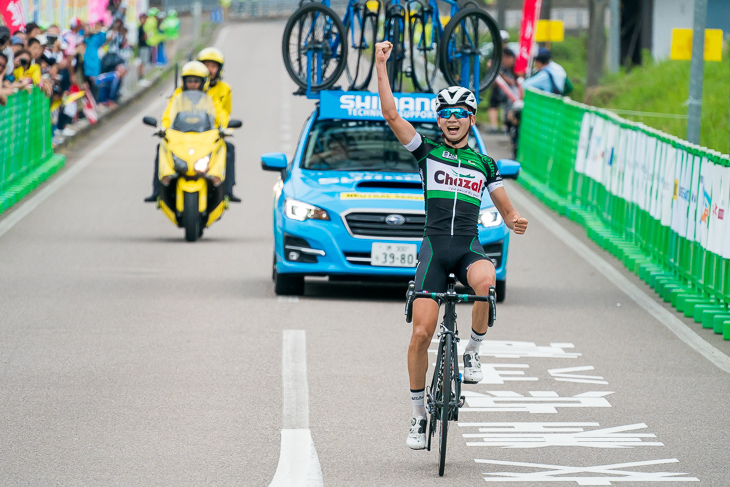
[
  {"x1": 497, "y1": 159, "x2": 521, "y2": 180},
  {"x1": 143, "y1": 116, "x2": 158, "y2": 127},
  {"x1": 228, "y1": 119, "x2": 243, "y2": 129},
  {"x1": 261, "y1": 152, "x2": 288, "y2": 177}
]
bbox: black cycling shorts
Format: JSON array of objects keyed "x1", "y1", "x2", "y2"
[{"x1": 414, "y1": 235, "x2": 490, "y2": 292}]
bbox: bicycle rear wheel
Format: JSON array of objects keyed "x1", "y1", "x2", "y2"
[
  {"x1": 345, "y1": 7, "x2": 378, "y2": 91},
  {"x1": 282, "y1": 3, "x2": 348, "y2": 91},
  {"x1": 384, "y1": 8, "x2": 406, "y2": 92},
  {"x1": 438, "y1": 333, "x2": 452, "y2": 476},
  {"x1": 409, "y1": 5, "x2": 439, "y2": 93},
  {"x1": 438, "y1": 7, "x2": 502, "y2": 94}
]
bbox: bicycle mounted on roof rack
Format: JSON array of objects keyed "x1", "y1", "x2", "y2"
[{"x1": 281, "y1": 0, "x2": 503, "y2": 101}]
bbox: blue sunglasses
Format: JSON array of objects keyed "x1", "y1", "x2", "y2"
[{"x1": 437, "y1": 108, "x2": 472, "y2": 119}]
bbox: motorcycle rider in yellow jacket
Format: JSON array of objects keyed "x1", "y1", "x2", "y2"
[
  {"x1": 145, "y1": 61, "x2": 229, "y2": 201},
  {"x1": 197, "y1": 47, "x2": 240, "y2": 202}
]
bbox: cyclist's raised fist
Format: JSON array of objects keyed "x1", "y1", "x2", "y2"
[{"x1": 375, "y1": 41, "x2": 392, "y2": 63}]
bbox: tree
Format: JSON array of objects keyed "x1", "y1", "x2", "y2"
[{"x1": 587, "y1": 0, "x2": 608, "y2": 87}]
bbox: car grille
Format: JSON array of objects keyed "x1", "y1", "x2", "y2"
[{"x1": 344, "y1": 212, "x2": 425, "y2": 238}]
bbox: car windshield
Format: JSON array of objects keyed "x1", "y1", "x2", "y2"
[
  {"x1": 302, "y1": 120, "x2": 479, "y2": 172},
  {"x1": 169, "y1": 91, "x2": 217, "y2": 133}
]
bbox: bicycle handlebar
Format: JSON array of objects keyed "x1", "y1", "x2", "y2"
[{"x1": 404, "y1": 280, "x2": 496, "y2": 324}]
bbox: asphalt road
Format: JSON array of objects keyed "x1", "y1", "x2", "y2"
[{"x1": 1, "y1": 21, "x2": 730, "y2": 486}]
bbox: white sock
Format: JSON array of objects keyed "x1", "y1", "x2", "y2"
[
  {"x1": 411, "y1": 388, "x2": 427, "y2": 418},
  {"x1": 465, "y1": 328, "x2": 486, "y2": 353}
]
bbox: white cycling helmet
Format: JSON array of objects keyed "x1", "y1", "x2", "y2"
[{"x1": 435, "y1": 86, "x2": 478, "y2": 114}]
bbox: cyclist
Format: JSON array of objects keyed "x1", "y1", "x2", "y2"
[
  {"x1": 197, "y1": 47, "x2": 240, "y2": 202},
  {"x1": 144, "y1": 61, "x2": 229, "y2": 202},
  {"x1": 374, "y1": 41, "x2": 528, "y2": 450}
]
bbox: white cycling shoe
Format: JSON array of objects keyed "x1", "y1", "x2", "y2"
[
  {"x1": 406, "y1": 417, "x2": 428, "y2": 450},
  {"x1": 463, "y1": 350, "x2": 483, "y2": 384}
]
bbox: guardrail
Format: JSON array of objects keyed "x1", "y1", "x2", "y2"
[
  {"x1": 0, "y1": 88, "x2": 65, "y2": 215},
  {"x1": 517, "y1": 88, "x2": 730, "y2": 338}
]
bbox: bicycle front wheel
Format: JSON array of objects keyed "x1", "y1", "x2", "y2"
[
  {"x1": 345, "y1": 8, "x2": 378, "y2": 91},
  {"x1": 438, "y1": 332, "x2": 452, "y2": 476},
  {"x1": 282, "y1": 2, "x2": 348, "y2": 91},
  {"x1": 438, "y1": 7, "x2": 502, "y2": 94},
  {"x1": 384, "y1": 10, "x2": 406, "y2": 92},
  {"x1": 409, "y1": 5, "x2": 439, "y2": 93}
]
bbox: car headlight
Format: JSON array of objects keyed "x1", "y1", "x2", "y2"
[
  {"x1": 284, "y1": 198, "x2": 330, "y2": 221},
  {"x1": 478, "y1": 208, "x2": 503, "y2": 227},
  {"x1": 194, "y1": 154, "x2": 211, "y2": 174},
  {"x1": 172, "y1": 154, "x2": 188, "y2": 174}
]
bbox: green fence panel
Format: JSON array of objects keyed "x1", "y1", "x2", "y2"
[
  {"x1": 517, "y1": 89, "x2": 730, "y2": 320},
  {"x1": 0, "y1": 87, "x2": 64, "y2": 213}
]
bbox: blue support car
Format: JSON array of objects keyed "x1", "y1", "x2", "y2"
[{"x1": 261, "y1": 91, "x2": 520, "y2": 297}]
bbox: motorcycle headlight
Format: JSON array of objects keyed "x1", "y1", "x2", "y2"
[
  {"x1": 172, "y1": 154, "x2": 188, "y2": 174},
  {"x1": 478, "y1": 208, "x2": 503, "y2": 227},
  {"x1": 194, "y1": 154, "x2": 211, "y2": 174},
  {"x1": 284, "y1": 198, "x2": 330, "y2": 221}
]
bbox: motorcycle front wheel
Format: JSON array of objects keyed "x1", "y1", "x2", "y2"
[{"x1": 183, "y1": 192, "x2": 201, "y2": 242}]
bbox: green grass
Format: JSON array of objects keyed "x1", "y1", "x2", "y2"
[{"x1": 478, "y1": 34, "x2": 729, "y2": 154}]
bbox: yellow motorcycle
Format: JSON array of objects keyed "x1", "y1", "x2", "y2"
[{"x1": 143, "y1": 91, "x2": 242, "y2": 241}]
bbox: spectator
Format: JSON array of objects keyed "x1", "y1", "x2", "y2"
[
  {"x1": 487, "y1": 47, "x2": 517, "y2": 133},
  {"x1": 12, "y1": 30, "x2": 26, "y2": 43},
  {"x1": 83, "y1": 23, "x2": 108, "y2": 99},
  {"x1": 28, "y1": 37, "x2": 44, "y2": 62},
  {"x1": 522, "y1": 48, "x2": 567, "y2": 95},
  {"x1": 0, "y1": 26, "x2": 11, "y2": 78},
  {"x1": 137, "y1": 12, "x2": 150, "y2": 83},
  {"x1": 25, "y1": 22, "x2": 42, "y2": 39},
  {"x1": 143, "y1": 8, "x2": 164, "y2": 65},
  {"x1": 0, "y1": 52, "x2": 14, "y2": 106},
  {"x1": 97, "y1": 19, "x2": 129, "y2": 108}
]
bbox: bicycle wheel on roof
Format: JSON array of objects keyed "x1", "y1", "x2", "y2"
[
  {"x1": 282, "y1": 2, "x2": 348, "y2": 91},
  {"x1": 344, "y1": 2, "x2": 378, "y2": 91},
  {"x1": 438, "y1": 7, "x2": 502, "y2": 94},
  {"x1": 408, "y1": 0, "x2": 440, "y2": 93}
]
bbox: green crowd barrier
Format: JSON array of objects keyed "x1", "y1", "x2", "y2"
[
  {"x1": 517, "y1": 88, "x2": 730, "y2": 337},
  {"x1": 0, "y1": 88, "x2": 66, "y2": 215}
]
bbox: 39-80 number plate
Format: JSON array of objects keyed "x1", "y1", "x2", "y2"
[{"x1": 371, "y1": 243, "x2": 417, "y2": 267}]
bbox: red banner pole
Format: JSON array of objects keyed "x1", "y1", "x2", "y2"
[{"x1": 514, "y1": 0, "x2": 542, "y2": 76}]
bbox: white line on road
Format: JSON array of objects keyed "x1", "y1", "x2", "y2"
[
  {"x1": 509, "y1": 185, "x2": 730, "y2": 375},
  {"x1": 269, "y1": 330, "x2": 323, "y2": 487}
]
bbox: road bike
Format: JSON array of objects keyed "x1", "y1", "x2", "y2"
[
  {"x1": 405, "y1": 273, "x2": 496, "y2": 476},
  {"x1": 282, "y1": 0, "x2": 381, "y2": 92},
  {"x1": 381, "y1": 0, "x2": 408, "y2": 91}
]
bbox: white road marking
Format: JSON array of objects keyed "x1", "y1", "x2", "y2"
[
  {"x1": 430, "y1": 339, "x2": 581, "y2": 359},
  {"x1": 461, "y1": 390, "x2": 613, "y2": 414},
  {"x1": 269, "y1": 330, "x2": 323, "y2": 487},
  {"x1": 549, "y1": 366, "x2": 608, "y2": 385},
  {"x1": 476, "y1": 458, "x2": 699, "y2": 483},
  {"x1": 460, "y1": 422, "x2": 663, "y2": 449},
  {"x1": 509, "y1": 186, "x2": 730, "y2": 375},
  {"x1": 0, "y1": 95, "x2": 168, "y2": 240},
  {"x1": 278, "y1": 296, "x2": 300, "y2": 303}
]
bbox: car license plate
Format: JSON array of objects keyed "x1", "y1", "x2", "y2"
[{"x1": 371, "y1": 243, "x2": 417, "y2": 267}]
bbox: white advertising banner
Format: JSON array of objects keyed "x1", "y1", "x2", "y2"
[
  {"x1": 695, "y1": 158, "x2": 712, "y2": 247},
  {"x1": 621, "y1": 130, "x2": 637, "y2": 203},
  {"x1": 661, "y1": 145, "x2": 676, "y2": 228},
  {"x1": 687, "y1": 154, "x2": 701, "y2": 242},
  {"x1": 585, "y1": 116, "x2": 606, "y2": 184},
  {"x1": 574, "y1": 112, "x2": 592, "y2": 175},
  {"x1": 707, "y1": 165, "x2": 730, "y2": 255}
]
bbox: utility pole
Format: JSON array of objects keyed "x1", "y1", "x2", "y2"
[
  {"x1": 587, "y1": 0, "x2": 608, "y2": 87},
  {"x1": 687, "y1": 0, "x2": 707, "y2": 145},
  {"x1": 541, "y1": 0, "x2": 551, "y2": 20},
  {"x1": 609, "y1": 0, "x2": 620, "y2": 73},
  {"x1": 497, "y1": 0, "x2": 506, "y2": 29}
]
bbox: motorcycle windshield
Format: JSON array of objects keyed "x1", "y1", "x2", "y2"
[{"x1": 169, "y1": 91, "x2": 217, "y2": 133}]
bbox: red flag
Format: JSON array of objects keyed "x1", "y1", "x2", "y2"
[
  {"x1": 514, "y1": 0, "x2": 542, "y2": 76},
  {"x1": 0, "y1": 0, "x2": 26, "y2": 32}
]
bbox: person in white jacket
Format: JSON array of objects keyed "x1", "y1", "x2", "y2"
[{"x1": 522, "y1": 48, "x2": 567, "y2": 94}]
